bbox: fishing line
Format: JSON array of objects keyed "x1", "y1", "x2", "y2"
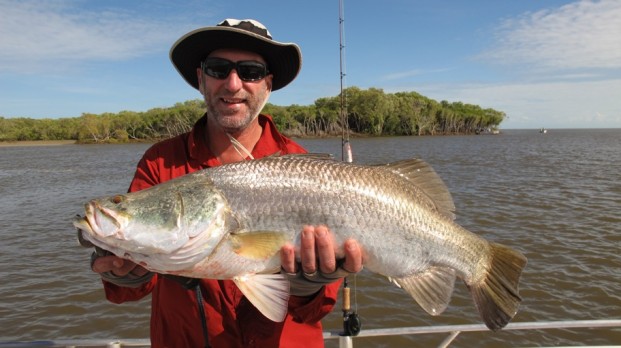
[
  {"x1": 226, "y1": 133, "x2": 254, "y2": 160},
  {"x1": 352, "y1": 273, "x2": 358, "y2": 313}
]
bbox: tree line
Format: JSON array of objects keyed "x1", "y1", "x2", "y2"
[{"x1": 0, "y1": 87, "x2": 504, "y2": 143}]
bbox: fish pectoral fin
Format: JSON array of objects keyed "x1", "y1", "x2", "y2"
[
  {"x1": 390, "y1": 266, "x2": 456, "y2": 316},
  {"x1": 229, "y1": 231, "x2": 289, "y2": 260},
  {"x1": 233, "y1": 274, "x2": 290, "y2": 322}
]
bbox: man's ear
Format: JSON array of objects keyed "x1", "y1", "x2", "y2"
[{"x1": 265, "y1": 74, "x2": 273, "y2": 92}]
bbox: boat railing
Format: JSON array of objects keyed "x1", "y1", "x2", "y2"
[
  {"x1": 0, "y1": 319, "x2": 619, "y2": 348},
  {"x1": 324, "y1": 319, "x2": 621, "y2": 348}
]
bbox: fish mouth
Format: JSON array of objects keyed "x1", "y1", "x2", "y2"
[
  {"x1": 73, "y1": 202, "x2": 125, "y2": 252},
  {"x1": 83, "y1": 201, "x2": 124, "y2": 238},
  {"x1": 73, "y1": 207, "x2": 158, "y2": 270},
  {"x1": 73, "y1": 214, "x2": 93, "y2": 235},
  {"x1": 72, "y1": 201, "x2": 129, "y2": 253},
  {"x1": 73, "y1": 215, "x2": 95, "y2": 248}
]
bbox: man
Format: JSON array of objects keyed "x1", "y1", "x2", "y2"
[{"x1": 90, "y1": 19, "x2": 363, "y2": 347}]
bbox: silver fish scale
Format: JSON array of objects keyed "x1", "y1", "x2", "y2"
[{"x1": 203, "y1": 156, "x2": 487, "y2": 279}]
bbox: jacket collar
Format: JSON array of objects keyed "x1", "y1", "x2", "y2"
[{"x1": 187, "y1": 113, "x2": 289, "y2": 167}]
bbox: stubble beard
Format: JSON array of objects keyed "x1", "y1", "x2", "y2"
[{"x1": 205, "y1": 86, "x2": 270, "y2": 134}]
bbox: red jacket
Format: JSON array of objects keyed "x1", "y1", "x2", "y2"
[{"x1": 103, "y1": 114, "x2": 341, "y2": 347}]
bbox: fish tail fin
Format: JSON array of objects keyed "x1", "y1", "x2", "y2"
[{"x1": 469, "y1": 242, "x2": 527, "y2": 331}]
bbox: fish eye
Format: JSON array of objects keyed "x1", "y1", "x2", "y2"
[{"x1": 111, "y1": 195, "x2": 125, "y2": 204}]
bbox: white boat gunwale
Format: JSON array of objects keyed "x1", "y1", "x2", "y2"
[{"x1": 1, "y1": 319, "x2": 619, "y2": 348}]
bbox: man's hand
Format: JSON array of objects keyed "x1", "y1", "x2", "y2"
[
  {"x1": 91, "y1": 255, "x2": 150, "y2": 277},
  {"x1": 90, "y1": 253, "x2": 153, "y2": 288},
  {"x1": 280, "y1": 225, "x2": 363, "y2": 278}
]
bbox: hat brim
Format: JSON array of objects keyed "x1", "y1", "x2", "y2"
[{"x1": 170, "y1": 26, "x2": 301, "y2": 91}]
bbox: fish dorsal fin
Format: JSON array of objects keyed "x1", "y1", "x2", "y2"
[
  {"x1": 384, "y1": 159, "x2": 456, "y2": 219},
  {"x1": 277, "y1": 153, "x2": 336, "y2": 161},
  {"x1": 233, "y1": 274, "x2": 290, "y2": 322},
  {"x1": 229, "y1": 231, "x2": 289, "y2": 260},
  {"x1": 390, "y1": 266, "x2": 456, "y2": 316}
]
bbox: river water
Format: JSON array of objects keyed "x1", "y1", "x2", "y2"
[{"x1": 0, "y1": 129, "x2": 619, "y2": 347}]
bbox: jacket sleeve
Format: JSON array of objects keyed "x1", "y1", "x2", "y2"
[
  {"x1": 103, "y1": 274, "x2": 158, "y2": 303},
  {"x1": 287, "y1": 279, "x2": 343, "y2": 323}
]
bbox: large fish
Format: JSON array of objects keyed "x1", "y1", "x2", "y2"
[{"x1": 74, "y1": 154, "x2": 526, "y2": 330}]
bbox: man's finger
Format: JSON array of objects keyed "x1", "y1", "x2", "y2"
[
  {"x1": 92, "y1": 255, "x2": 135, "y2": 276},
  {"x1": 300, "y1": 226, "x2": 317, "y2": 274},
  {"x1": 280, "y1": 243, "x2": 297, "y2": 273},
  {"x1": 113, "y1": 259, "x2": 138, "y2": 276},
  {"x1": 341, "y1": 239, "x2": 363, "y2": 273},
  {"x1": 315, "y1": 225, "x2": 337, "y2": 274},
  {"x1": 92, "y1": 255, "x2": 118, "y2": 273}
]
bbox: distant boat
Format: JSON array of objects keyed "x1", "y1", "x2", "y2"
[{"x1": 540, "y1": 128, "x2": 547, "y2": 134}]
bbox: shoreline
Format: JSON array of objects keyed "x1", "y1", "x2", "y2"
[
  {"x1": 0, "y1": 140, "x2": 76, "y2": 147},
  {"x1": 0, "y1": 130, "x2": 515, "y2": 148}
]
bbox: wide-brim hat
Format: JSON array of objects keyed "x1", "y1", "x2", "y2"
[{"x1": 170, "y1": 19, "x2": 302, "y2": 91}]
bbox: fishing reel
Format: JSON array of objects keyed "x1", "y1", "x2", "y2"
[
  {"x1": 341, "y1": 277, "x2": 362, "y2": 336},
  {"x1": 343, "y1": 310, "x2": 361, "y2": 336}
]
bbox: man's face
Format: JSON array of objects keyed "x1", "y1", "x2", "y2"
[{"x1": 197, "y1": 49, "x2": 273, "y2": 134}]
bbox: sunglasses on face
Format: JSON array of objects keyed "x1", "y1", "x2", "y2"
[{"x1": 201, "y1": 57, "x2": 269, "y2": 82}]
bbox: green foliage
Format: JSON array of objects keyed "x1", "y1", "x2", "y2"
[{"x1": 0, "y1": 88, "x2": 505, "y2": 142}]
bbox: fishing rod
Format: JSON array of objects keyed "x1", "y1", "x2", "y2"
[
  {"x1": 339, "y1": 0, "x2": 360, "y2": 341},
  {"x1": 339, "y1": 0, "x2": 353, "y2": 163},
  {"x1": 341, "y1": 276, "x2": 361, "y2": 337}
]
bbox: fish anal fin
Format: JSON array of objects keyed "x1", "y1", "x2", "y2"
[
  {"x1": 229, "y1": 231, "x2": 289, "y2": 260},
  {"x1": 390, "y1": 266, "x2": 456, "y2": 316},
  {"x1": 233, "y1": 274, "x2": 290, "y2": 322},
  {"x1": 468, "y1": 242, "x2": 527, "y2": 331}
]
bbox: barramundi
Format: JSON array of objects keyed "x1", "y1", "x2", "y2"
[{"x1": 74, "y1": 154, "x2": 526, "y2": 330}]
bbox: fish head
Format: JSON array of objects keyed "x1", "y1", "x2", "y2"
[
  {"x1": 75, "y1": 180, "x2": 232, "y2": 272},
  {"x1": 85, "y1": 190, "x2": 186, "y2": 252}
]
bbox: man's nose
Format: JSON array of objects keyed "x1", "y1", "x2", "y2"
[{"x1": 223, "y1": 68, "x2": 243, "y2": 91}]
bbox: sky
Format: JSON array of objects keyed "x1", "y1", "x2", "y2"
[{"x1": 0, "y1": 0, "x2": 620, "y2": 129}]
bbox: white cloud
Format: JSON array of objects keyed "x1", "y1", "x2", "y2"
[
  {"x1": 383, "y1": 68, "x2": 453, "y2": 81},
  {"x1": 415, "y1": 78, "x2": 621, "y2": 129},
  {"x1": 481, "y1": 0, "x2": 621, "y2": 72},
  {"x1": 429, "y1": 0, "x2": 621, "y2": 129},
  {"x1": 0, "y1": 0, "x2": 179, "y2": 73}
]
